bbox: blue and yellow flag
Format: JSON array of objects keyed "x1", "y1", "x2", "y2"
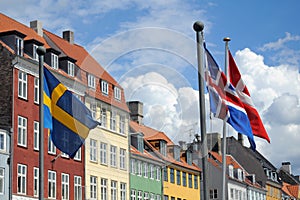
[{"x1": 43, "y1": 67, "x2": 99, "y2": 158}]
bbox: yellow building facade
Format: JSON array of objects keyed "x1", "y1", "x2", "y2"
[{"x1": 266, "y1": 182, "x2": 282, "y2": 200}]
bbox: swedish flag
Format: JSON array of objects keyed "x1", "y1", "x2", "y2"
[{"x1": 43, "y1": 67, "x2": 99, "y2": 158}]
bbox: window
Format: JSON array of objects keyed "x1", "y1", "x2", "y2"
[
  {"x1": 90, "y1": 176, "x2": 97, "y2": 200},
  {"x1": 0, "y1": 131, "x2": 6, "y2": 152},
  {"x1": 144, "y1": 163, "x2": 148, "y2": 178},
  {"x1": 101, "y1": 178, "x2": 107, "y2": 200},
  {"x1": 110, "y1": 111, "x2": 116, "y2": 131},
  {"x1": 16, "y1": 37, "x2": 23, "y2": 56},
  {"x1": 48, "y1": 170, "x2": 56, "y2": 199},
  {"x1": 17, "y1": 116, "x2": 27, "y2": 147},
  {"x1": 0, "y1": 168, "x2": 4, "y2": 195},
  {"x1": 90, "y1": 139, "x2": 97, "y2": 162},
  {"x1": 33, "y1": 167, "x2": 39, "y2": 197},
  {"x1": 74, "y1": 176, "x2": 82, "y2": 200},
  {"x1": 62, "y1": 173, "x2": 69, "y2": 200},
  {"x1": 170, "y1": 168, "x2": 174, "y2": 183},
  {"x1": 51, "y1": 53, "x2": 58, "y2": 69},
  {"x1": 164, "y1": 195, "x2": 169, "y2": 200},
  {"x1": 237, "y1": 169, "x2": 243, "y2": 181},
  {"x1": 18, "y1": 71, "x2": 27, "y2": 99},
  {"x1": 144, "y1": 192, "x2": 149, "y2": 200},
  {"x1": 138, "y1": 191, "x2": 142, "y2": 200},
  {"x1": 17, "y1": 164, "x2": 26, "y2": 194},
  {"x1": 101, "y1": 80, "x2": 109, "y2": 95},
  {"x1": 176, "y1": 170, "x2": 181, "y2": 185},
  {"x1": 120, "y1": 182, "x2": 126, "y2": 200},
  {"x1": 120, "y1": 148, "x2": 126, "y2": 170},
  {"x1": 160, "y1": 141, "x2": 167, "y2": 157},
  {"x1": 119, "y1": 115, "x2": 125, "y2": 134},
  {"x1": 111, "y1": 180, "x2": 117, "y2": 200},
  {"x1": 100, "y1": 142, "x2": 107, "y2": 165},
  {"x1": 33, "y1": 121, "x2": 39, "y2": 150},
  {"x1": 67, "y1": 61, "x2": 75, "y2": 77},
  {"x1": 209, "y1": 189, "x2": 218, "y2": 199},
  {"x1": 34, "y1": 77, "x2": 39, "y2": 103},
  {"x1": 228, "y1": 165, "x2": 234, "y2": 178},
  {"x1": 33, "y1": 44, "x2": 38, "y2": 61},
  {"x1": 88, "y1": 74, "x2": 95, "y2": 89},
  {"x1": 110, "y1": 145, "x2": 117, "y2": 167},
  {"x1": 90, "y1": 103, "x2": 96, "y2": 119},
  {"x1": 150, "y1": 193, "x2": 154, "y2": 200},
  {"x1": 150, "y1": 164, "x2": 154, "y2": 179},
  {"x1": 74, "y1": 147, "x2": 82, "y2": 161},
  {"x1": 182, "y1": 172, "x2": 186, "y2": 187},
  {"x1": 114, "y1": 86, "x2": 121, "y2": 100},
  {"x1": 48, "y1": 135, "x2": 56, "y2": 155},
  {"x1": 194, "y1": 175, "x2": 198, "y2": 189},
  {"x1": 131, "y1": 189, "x2": 136, "y2": 200},
  {"x1": 156, "y1": 167, "x2": 161, "y2": 181},
  {"x1": 100, "y1": 108, "x2": 107, "y2": 127},
  {"x1": 188, "y1": 174, "x2": 192, "y2": 188},
  {"x1": 137, "y1": 161, "x2": 142, "y2": 176},
  {"x1": 163, "y1": 167, "x2": 168, "y2": 181},
  {"x1": 130, "y1": 159, "x2": 135, "y2": 174}
]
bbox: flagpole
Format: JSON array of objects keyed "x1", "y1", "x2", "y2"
[
  {"x1": 222, "y1": 37, "x2": 231, "y2": 200},
  {"x1": 193, "y1": 21, "x2": 209, "y2": 200},
  {"x1": 37, "y1": 46, "x2": 46, "y2": 200}
]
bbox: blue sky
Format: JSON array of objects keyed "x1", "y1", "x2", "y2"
[{"x1": 2, "y1": 0, "x2": 300, "y2": 175}]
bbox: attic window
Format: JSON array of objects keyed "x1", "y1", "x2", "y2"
[
  {"x1": 51, "y1": 53, "x2": 58, "y2": 69},
  {"x1": 16, "y1": 36, "x2": 23, "y2": 56},
  {"x1": 228, "y1": 165, "x2": 234, "y2": 178},
  {"x1": 114, "y1": 86, "x2": 121, "y2": 100},
  {"x1": 101, "y1": 80, "x2": 108, "y2": 95},
  {"x1": 88, "y1": 74, "x2": 95, "y2": 89},
  {"x1": 67, "y1": 61, "x2": 75, "y2": 77},
  {"x1": 33, "y1": 44, "x2": 38, "y2": 61}
]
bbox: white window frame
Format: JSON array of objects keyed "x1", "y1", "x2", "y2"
[
  {"x1": 119, "y1": 115, "x2": 125, "y2": 134},
  {"x1": 130, "y1": 159, "x2": 135, "y2": 175},
  {"x1": 90, "y1": 103, "x2": 96, "y2": 120},
  {"x1": 0, "y1": 131, "x2": 6, "y2": 152},
  {"x1": 0, "y1": 168, "x2": 4, "y2": 195},
  {"x1": 17, "y1": 164, "x2": 26, "y2": 195},
  {"x1": 229, "y1": 165, "x2": 234, "y2": 178},
  {"x1": 90, "y1": 139, "x2": 97, "y2": 162},
  {"x1": 144, "y1": 192, "x2": 149, "y2": 200},
  {"x1": 51, "y1": 53, "x2": 58, "y2": 69},
  {"x1": 150, "y1": 164, "x2": 154, "y2": 179},
  {"x1": 120, "y1": 182, "x2": 126, "y2": 200},
  {"x1": 74, "y1": 176, "x2": 82, "y2": 200},
  {"x1": 62, "y1": 173, "x2": 70, "y2": 200},
  {"x1": 101, "y1": 178, "x2": 107, "y2": 200},
  {"x1": 16, "y1": 36, "x2": 23, "y2": 56},
  {"x1": 100, "y1": 108, "x2": 107, "y2": 128},
  {"x1": 131, "y1": 189, "x2": 136, "y2": 200},
  {"x1": 67, "y1": 61, "x2": 75, "y2": 77},
  {"x1": 100, "y1": 142, "x2": 107, "y2": 165},
  {"x1": 90, "y1": 176, "x2": 97, "y2": 200},
  {"x1": 144, "y1": 163, "x2": 148, "y2": 178},
  {"x1": 33, "y1": 167, "x2": 39, "y2": 197},
  {"x1": 18, "y1": 71, "x2": 27, "y2": 99},
  {"x1": 74, "y1": 146, "x2": 82, "y2": 161},
  {"x1": 111, "y1": 180, "x2": 117, "y2": 200},
  {"x1": 101, "y1": 80, "x2": 109, "y2": 95},
  {"x1": 48, "y1": 170, "x2": 56, "y2": 199},
  {"x1": 120, "y1": 148, "x2": 126, "y2": 170},
  {"x1": 137, "y1": 191, "x2": 142, "y2": 200},
  {"x1": 34, "y1": 77, "x2": 39, "y2": 104},
  {"x1": 88, "y1": 74, "x2": 95, "y2": 89},
  {"x1": 156, "y1": 167, "x2": 161, "y2": 181},
  {"x1": 17, "y1": 116, "x2": 27, "y2": 147},
  {"x1": 110, "y1": 145, "x2": 117, "y2": 167},
  {"x1": 110, "y1": 111, "x2": 116, "y2": 131},
  {"x1": 48, "y1": 135, "x2": 56, "y2": 155},
  {"x1": 137, "y1": 161, "x2": 142, "y2": 176},
  {"x1": 33, "y1": 121, "x2": 39, "y2": 151},
  {"x1": 114, "y1": 86, "x2": 121, "y2": 100},
  {"x1": 33, "y1": 44, "x2": 38, "y2": 61}
]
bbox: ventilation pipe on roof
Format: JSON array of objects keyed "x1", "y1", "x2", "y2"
[
  {"x1": 30, "y1": 20, "x2": 43, "y2": 37},
  {"x1": 62, "y1": 30, "x2": 74, "y2": 44}
]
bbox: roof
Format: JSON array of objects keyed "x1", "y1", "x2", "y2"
[
  {"x1": 130, "y1": 145, "x2": 163, "y2": 164},
  {"x1": 0, "y1": 13, "x2": 50, "y2": 48},
  {"x1": 282, "y1": 182, "x2": 300, "y2": 198}
]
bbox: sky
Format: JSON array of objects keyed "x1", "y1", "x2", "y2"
[{"x1": 1, "y1": 0, "x2": 300, "y2": 175}]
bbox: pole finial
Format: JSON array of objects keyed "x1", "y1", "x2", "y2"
[
  {"x1": 223, "y1": 37, "x2": 231, "y2": 42},
  {"x1": 37, "y1": 46, "x2": 46, "y2": 56},
  {"x1": 193, "y1": 21, "x2": 204, "y2": 32}
]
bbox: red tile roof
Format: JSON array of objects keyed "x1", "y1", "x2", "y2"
[{"x1": 0, "y1": 13, "x2": 50, "y2": 48}]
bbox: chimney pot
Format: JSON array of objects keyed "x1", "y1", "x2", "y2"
[{"x1": 63, "y1": 30, "x2": 74, "y2": 44}]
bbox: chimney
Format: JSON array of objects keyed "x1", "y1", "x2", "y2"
[
  {"x1": 178, "y1": 141, "x2": 187, "y2": 150},
  {"x1": 207, "y1": 132, "x2": 221, "y2": 154},
  {"x1": 62, "y1": 30, "x2": 74, "y2": 44},
  {"x1": 30, "y1": 20, "x2": 43, "y2": 37},
  {"x1": 127, "y1": 101, "x2": 144, "y2": 124},
  {"x1": 282, "y1": 162, "x2": 292, "y2": 174},
  {"x1": 238, "y1": 133, "x2": 244, "y2": 146}
]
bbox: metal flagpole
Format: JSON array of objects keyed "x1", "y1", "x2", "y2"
[
  {"x1": 37, "y1": 46, "x2": 46, "y2": 200},
  {"x1": 222, "y1": 37, "x2": 231, "y2": 200},
  {"x1": 193, "y1": 21, "x2": 209, "y2": 200}
]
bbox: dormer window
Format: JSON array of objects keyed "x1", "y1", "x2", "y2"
[
  {"x1": 228, "y1": 165, "x2": 234, "y2": 178},
  {"x1": 160, "y1": 140, "x2": 167, "y2": 157},
  {"x1": 237, "y1": 169, "x2": 243, "y2": 181},
  {"x1": 101, "y1": 80, "x2": 108, "y2": 95},
  {"x1": 33, "y1": 44, "x2": 38, "y2": 61},
  {"x1": 88, "y1": 74, "x2": 95, "y2": 89},
  {"x1": 16, "y1": 36, "x2": 23, "y2": 56},
  {"x1": 51, "y1": 53, "x2": 58, "y2": 69},
  {"x1": 67, "y1": 61, "x2": 75, "y2": 77},
  {"x1": 114, "y1": 86, "x2": 121, "y2": 100}
]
